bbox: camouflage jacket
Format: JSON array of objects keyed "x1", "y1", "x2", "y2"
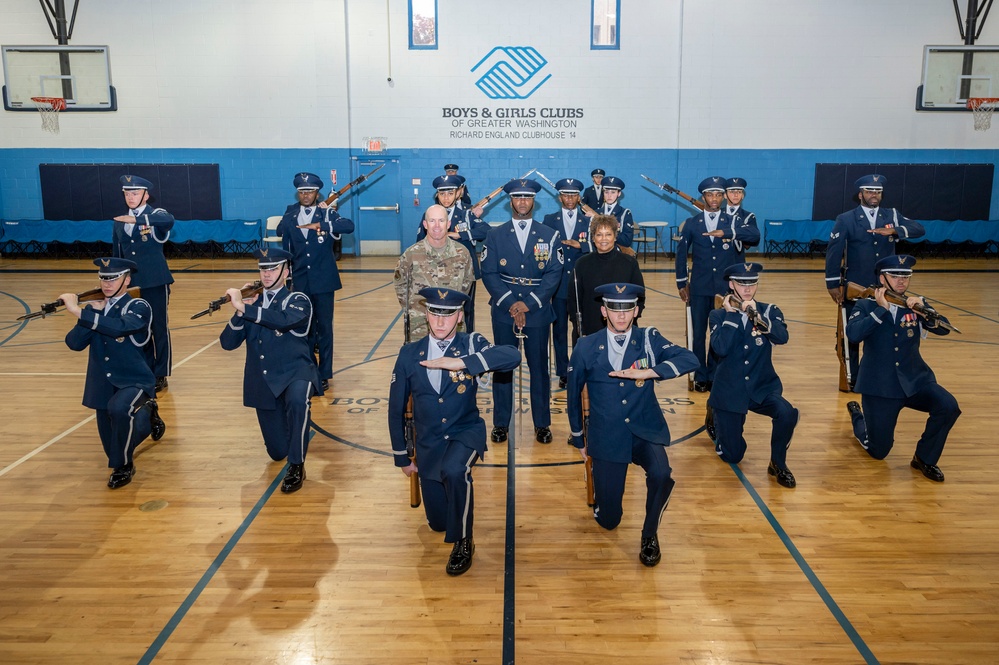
[{"x1": 394, "y1": 238, "x2": 475, "y2": 340}]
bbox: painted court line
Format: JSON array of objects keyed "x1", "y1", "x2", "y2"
[
  {"x1": 730, "y1": 463, "x2": 879, "y2": 664},
  {"x1": 0, "y1": 339, "x2": 220, "y2": 478}
]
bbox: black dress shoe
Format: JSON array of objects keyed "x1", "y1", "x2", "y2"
[
  {"x1": 148, "y1": 399, "x2": 166, "y2": 441},
  {"x1": 639, "y1": 534, "x2": 662, "y2": 567},
  {"x1": 320, "y1": 379, "x2": 330, "y2": 392},
  {"x1": 491, "y1": 427, "x2": 508, "y2": 443},
  {"x1": 704, "y1": 405, "x2": 716, "y2": 442},
  {"x1": 911, "y1": 455, "x2": 945, "y2": 482},
  {"x1": 558, "y1": 376, "x2": 567, "y2": 389},
  {"x1": 107, "y1": 462, "x2": 135, "y2": 489},
  {"x1": 446, "y1": 537, "x2": 474, "y2": 576},
  {"x1": 768, "y1": 461, "x2": 796, "y2": 488},
  {"x1": 154, "y1": 377, "x2": 168, "y2": 393},
  {"x1": 693, "y1": 381, "x2": 709, "y2": 393},
  {"x1": 847, "y1": 401, "x2": 862, "y2": 418},
  {"x1": 281, "y1": 463, "x2": 306, "y2": 493},
  {"x1": 535, "y1": 426, "x2": 553, "y2": 444}
]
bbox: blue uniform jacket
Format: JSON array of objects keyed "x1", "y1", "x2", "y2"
[
  {"x1": 728, "y1": 207, "x2": 761, "y2": 249},
  {"x1": 707, "y1": 302, "x2": 788, "y2": 413},
  {"x1": 825, "y1": 207, "x2": 925, "y2": 289},
  {"x1": 481, "y1": 220, "x2": 563, "y2": 327},
  {"x1": 675, "y1": 211, "x2": 760, "y2": 296},
  {"x1": 277, "y1": 204, "x2": 354, "y2": 294},
  {"x1": 417, "y1": 207, "x2": 489, "y2": 279},
  {"x1": 846, "y1": 298, "x2": 949, "y2": 398},
  {"x1": 601, "y1": 202, "x2": 635, "y2": 248},
  {"x1": 542, "y1": 208, "x2": 592, "y2": 300},
  {"x1": 65, "y1": 295, "x2": 155, "y2": 408},
  {"x1": 567, "y1": 327, "x2": 699, "y2": 463},
  {"x1": 112, "y1": 204, "x2": 175, "y2": 288},
  {"x1": 388, "y1": 333, "x2": 521, "y2": 475},
  {"x1": 581, "y1": 185, "x2": 603, "y2": 210},
  {"x1": 219, "y1": 287, "x2": 322, "y2": 409}
]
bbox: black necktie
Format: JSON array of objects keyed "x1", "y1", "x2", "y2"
[
  {"x1": 567, "y1": 211, "x2": 574, "y2": 221},
  {"x1": 709, "y1": 213, "x2": 717, "y2": 223},
  {"x1": 304, "y1": 207, "x2": 312, "y2": 215},
  {"x1": 614, "y1": 334, "x2": 626, "y2": 346},
  {"x1": 264, "y1": 291, "x2": 276, "y2": 307},
  {"x1": 437, "y1": 339, "x2": 450, "y2": 352},
  {"x1": 518, "y1": 221, "x2": 527, "y2": 230}
]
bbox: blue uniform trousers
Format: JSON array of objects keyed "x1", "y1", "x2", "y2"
[
  {"x1": 491, "y1": 321, "x2": 551, "y2": 429},
  {"x1": 850, "y1": 383, "x2": 960, "y2": 465},
  {"x1": 304, "y1": 291, "x2": 335, "y2": 380},
  {"x1": 420, "y1": 441, "x2": 479, "y2": 543},
  {"x1": 592, "y1": 437, "x2": 674, "y2": 538},
  {"x1": 551, "y1": 296, "x2": 574, "y2": 380},
  {"x1": 95, "y1": 387, "x2": 152, "y2": 468},
  {"x1": 463, "y1": 281, "x2": 477, "y2": 333},
  {"x1": 713, "y1": 393, "x2": 798, "y2": 468},
  {"x1": 255, "y1": 379, "x2": 314, "y2": 464},
  {"x1": 689, "y1": 294, "x2": 713, "y2": 383},
  {"x1": 143, "y1": 284, "x2": 172, "y2": 378}
]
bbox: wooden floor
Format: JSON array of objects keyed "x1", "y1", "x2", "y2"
[{"x1": 1, "y1": 253, "x2": 998, "y2": 665}]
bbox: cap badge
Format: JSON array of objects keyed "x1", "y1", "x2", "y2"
[
  {"x1": 260, "y1": 248, "x2": 269, "y2": 257},
  {"x1": 437, "y1": 289, "x2": 447, "y2": 300},
  {"x1": 614, "y1": 284, "x2": 626, "y2": 294},
  {"x1": 101, "y1": 258, "x2": 111, "y2": 267},
  {"x1": 744, "y1": 263, "x2": 752, "y2": 271}
]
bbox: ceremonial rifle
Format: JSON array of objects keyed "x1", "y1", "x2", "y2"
[
  {"x1": 471, "y1": 168, "x2": 537, "y2": 209},
  {"x1": 18, "y1": 287, "x2": 141, "y2": 321},
  {"x1": 582, "y1": 386, "x2": 595, "y2": 507},
  {"x1": 845, "y1": 282, "x2": 961, "y2": 334},
  {"x1": 323, "y1": 164, "x2": 384, "y2": 206},
  {"x1": 641, "y1": 174, "x2": 706, "y2": 211},
  {"x1": 190, "y1": 281, "x2": 264, "y2": 319},
  {"x1": 403, "y1": 269, "x2": 421, "y2": 508},
  {"x1": 712, "y1": 292, "x2": 772, "y2": 335}
]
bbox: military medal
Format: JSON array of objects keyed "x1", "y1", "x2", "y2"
[
  {"x1": 722, "y1": 242, "x2": 730, "y2": 250},
  {"x1": 755, "y1": 336, "x2": 764, "y2": 345},
  {"x1": 635, "y1": 379, "x2": 645, "y2": 388},
  {"x1": 116, "y1": 337, "x2": 125, "y2": 343},
  {"x1": 457, "y1": 384, "x2": 466, "y2": 394},
  {"x1": 908, "y1": 329, "x2": 915, "y2": 337},
  {"x1": 318, "y1": 235, "x2": 325, "y2": 243},
  {"x1": 538, "y1": 262, "x2": 544, "y2": 269}
]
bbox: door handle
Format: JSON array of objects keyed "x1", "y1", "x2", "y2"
[{"x1": 359, "y1": 204, "x2": 400, "y2": 213}]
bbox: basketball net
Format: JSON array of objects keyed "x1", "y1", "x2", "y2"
[
  {"x1": 967, "y1": 97, "x2": 998, "y2": 132},
  {"x1": 31, "y1": 97, "x2": 66, "y2": 134}
]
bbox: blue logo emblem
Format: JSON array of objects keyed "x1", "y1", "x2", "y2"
[{"x1": 471, "y1": 46, "x2": 551, "y2": 99}]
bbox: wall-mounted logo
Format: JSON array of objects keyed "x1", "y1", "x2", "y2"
[{"x1": 471, "y1": 46, "x2": 551, "y2": 100}]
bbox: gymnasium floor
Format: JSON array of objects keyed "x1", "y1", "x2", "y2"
[{"x1": 1, "y1": 254, "x2": 997, "y2": 664}]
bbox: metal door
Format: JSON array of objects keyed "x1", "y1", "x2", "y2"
[{"x1": 345, "y1": 156, "x2": 401, "y2": 256}]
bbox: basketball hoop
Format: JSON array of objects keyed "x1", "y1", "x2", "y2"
[
  {"x1": 967, "y1": 97, "x2": 999, "y2": 131},
  {"x1": 30, "y1": 96, "x2": 66, "y2": 134}
]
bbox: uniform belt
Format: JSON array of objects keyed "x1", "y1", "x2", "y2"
[{"x1": 500, "y1": 275, "x2": 542, "y2": 286}]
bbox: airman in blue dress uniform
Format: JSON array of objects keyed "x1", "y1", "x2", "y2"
[
  {"x1": 707, "y1": 263, "x2": 798, "y2": 488},
  {"x1": 219, "y1": 248, "x2": 323, "y2": 493},
  {"x1": 419, "y1": 174, "x2": 488, "y2": 330},
  {"x1": 276, "y1": 172, "x2": 354, "y2": 392},
  {"x1": 597, "y1": 176, "x2": 635, "y2": 249},
  {"x1": 63, "y1": 257, "x2": 164, "y2": 488},
  {"x1": 845, "y1": 255, "x2": 960, "y2": 482},
  {"x1": 723, "y1": 177, "x2": 761, "y2": 248},
  {"x1": 567, "y1": 283, "x2": 698, "y2": 567},
  {"x1": 542, "y1": 177, "x2": 592, "y2": 388},
  {"x1": 481, "y1": 178, "x2": 563, "y2": 444},
  {"x1": 675, "y1": 176, "x2": 761, "y2": 391},
  {"x1": 112, "y1": 175, "x2": 175, "y2": 392},
  {"x1": 826, "y1": 175, "x2": 926, "y2": 389},
  {"x1": 444, "y1": 163, "x2": 472, "y2": 207},
  {"x1": 581, "y1": 168, "x2": 605, "y2": 211},
  {"x1": 389, "y1": 288, "x2": 521, "y2": 575}
]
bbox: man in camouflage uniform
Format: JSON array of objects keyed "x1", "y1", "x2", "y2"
[{"x1": 394, "y1": 204, "x2": 475, "y2": 340}]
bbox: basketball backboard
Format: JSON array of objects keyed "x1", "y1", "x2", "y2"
[
  {"x1": 2, "y1": 45, "x2": 116, "y2": 111},
  {"x1": 916, "y1": 45, "x2": 999, "y2": 111}
]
